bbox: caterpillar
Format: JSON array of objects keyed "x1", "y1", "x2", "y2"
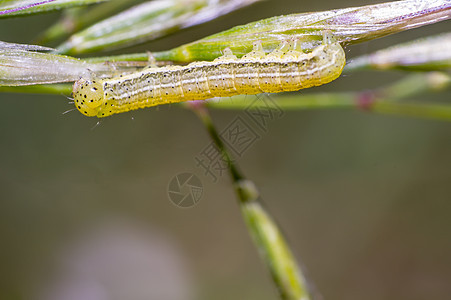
[{"x1": 73, "y1": 32, "x2": 346, "y2": 118}]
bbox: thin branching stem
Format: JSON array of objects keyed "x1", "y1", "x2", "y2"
[{"x1": 190, "y1": 102, "x2": 313, "y2": 300}]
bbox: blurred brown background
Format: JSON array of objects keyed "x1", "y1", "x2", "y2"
[{"x1": 0, "y1": 1, "x2": 450, "y2": 299}]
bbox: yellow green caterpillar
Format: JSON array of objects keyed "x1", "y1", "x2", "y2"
[{"x1": 73, "y1": 32, "x2": 346, "y2": 118}]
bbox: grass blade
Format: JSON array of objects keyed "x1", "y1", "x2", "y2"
[
  {"x1": 0, "y1": 0, "x2": 107, "y2": 17},
  {"x1": 36, "y1": 0, "x2": 141, "y2": 44},
  {"x1": 56, "y1": 0, "x2": 261, "y2": 55},
  {"x1": 346, "y1": 32, "x2": 451, "y2": 72},
  {"x1": 0, "y1": 42, "x2": 111, "y2": 86}
]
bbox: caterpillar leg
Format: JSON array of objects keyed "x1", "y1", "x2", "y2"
[
  {"x1": 322, "y1": 30, "x2": 335, "y2": 45},
  {"x1": 214, "y1": 47, "x2": 237, "y2": 61},
  {"x1": 241, "y1": 41, "x2": 265, "y2": 60},
  {"x1": 283, "y1": 38, "x2": 304, "y2": 59},
  {"x1": 310, "y1": 30, "x2": 338, "y2": 59},
  {"x1": 146, "y1": 51, "x2": 157, "y2": 67},
  {"x1": 266, "y1": 40, "x2": 290, "y2": 59}
]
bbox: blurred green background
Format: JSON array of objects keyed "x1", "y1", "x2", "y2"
[{"x1": 1, "y1": 0, "x2": 451, "y2": 299}]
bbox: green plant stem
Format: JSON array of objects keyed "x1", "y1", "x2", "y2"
[
  {"x1": 190, "y1": 103, "x2": 312, "y2": 300},
  {"x1": 0, "y1": 84, "x2": 73, "y2": 95}
]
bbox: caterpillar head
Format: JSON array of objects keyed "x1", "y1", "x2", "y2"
[{"x1": 73, "y1": 79, "x2": 104, "y2": 117}]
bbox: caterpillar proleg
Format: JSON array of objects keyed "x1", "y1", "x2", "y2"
[{"x1": 73, "y1": 32, "x2": 346, "y2": 118}]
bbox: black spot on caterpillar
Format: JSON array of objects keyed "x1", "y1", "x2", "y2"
[{"x1": 73, "y1": 32, "x2": 346, "y2": 118}]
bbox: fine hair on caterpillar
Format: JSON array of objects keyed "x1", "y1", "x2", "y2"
[{"x1": 72, "y1": 31, "x2": 346, "y2": 118}]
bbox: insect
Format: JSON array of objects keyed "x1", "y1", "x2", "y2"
[{"x1": 73, "y1": 32, "x2": 346, "y2": 118}]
